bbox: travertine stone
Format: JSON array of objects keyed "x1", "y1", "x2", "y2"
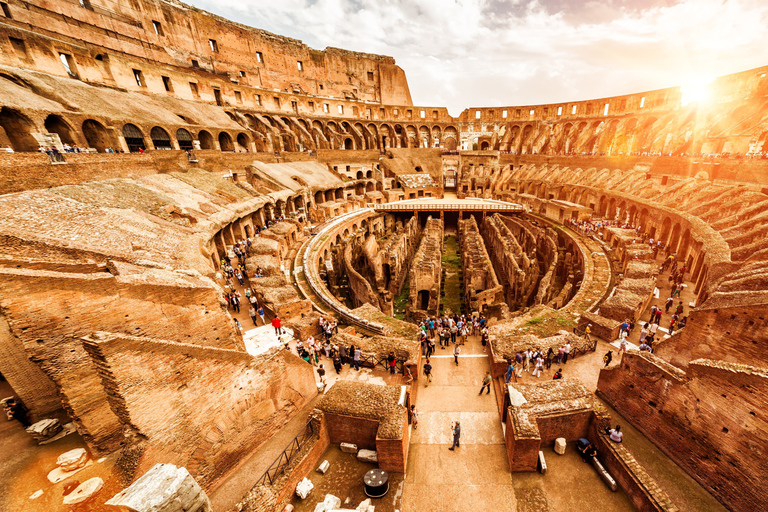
[
  {"x1": 106, "y1": 463, "x2": 211, "y2": 512},
  {"x1": 340, "y1": 442, "x2": 359, "y2": 453},
  {"x1": 62, "y1": 477, "x2": 103, "y2": 505},
  {"x1": 357, "y1": 449, "x2": 378, "y2": 463},
  {"x1": 554, "y1": 438, "x2": 566, "y2": 455}
]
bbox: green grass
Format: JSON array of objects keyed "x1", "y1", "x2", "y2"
[
  {"x1": 393, "y1": 280, "x2": 410, "y2": 321},
  {"x1": 441, "y1": 235, "x2": 463, "y2": 316}
]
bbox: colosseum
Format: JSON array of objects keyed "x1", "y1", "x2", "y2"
[{"x1": 0, "y1": 1, "x2": 766, "y2": 511}]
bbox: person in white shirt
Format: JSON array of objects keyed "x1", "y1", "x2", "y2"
[{"x1": 609, "y1": 425, "x2": 623, "y2": 443}]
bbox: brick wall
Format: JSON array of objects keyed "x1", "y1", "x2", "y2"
[
  {"x1": 322, "y1": 412, "x2": 380, "y2": 451},
  {"x1": 654, "y1": 305, "x2": 768, "y2": 368},
  {"x1": 82, "y1": 332, "x2": 318, "y2": 490},
  {"x1": 504, "y1": 408, "x2": 540, "y2": 472},
  {"x1": 376, "y1": 409, "x2": 410, "y2": 473},
  {"x1": 596, "y1": 352, "x2": 768, "y2": 512}
]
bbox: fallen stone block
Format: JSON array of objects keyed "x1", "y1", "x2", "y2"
[
  {"x1": 317, "y1": 460, "x2": 330, "y2": 474},
  {"x1": 296, "y1": 477, "x2": 314, "y2": 499},
  {"x1": 592, "y1": 457, "x2": 618, "y2": 492},
  {"x1": 26, "y1": 418, "x2": 62, "y2": 441},
  {"x1": 106, "y1": 463, "x2": 212, "y2": 511},
  {"x1": 357, "y1": 449, "x2": 378, "y2": 464},
  {"x1": 340, "y1": 442, "x2": 358, "y2": 453},
  {"x1": 57, "y1": 448, "x2": 88, "y2": 472},
  {"x1": 537, "y1": 451, "x2": 547, "y2": 475},
  {"x1": 554, "y1": 437, "x2": 566, "y2": 455},
  {"x1": 356, "y1": 498, "x2": 374, "y2": 512},
  {"x1": 63, "y1": 477, "x2": 103, "y2": 505}
]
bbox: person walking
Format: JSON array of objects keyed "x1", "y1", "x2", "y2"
[
  {"x1": 563, "y1": 342, "x2": 571, "y2": 364},
  {"x1": 584, "y1": 323, "x2": 592, "y2": 342},
  {"x1": 423, "y1": 358, "x2": 432, "y2": 385},
  {"x1": 257, "y1": 306, "x2": 265, "y2": 325},
  {"x1": 448, "y1": 421, "x2": 461, "y2": 450},
  {"x1": 665, "y1": 296, "x2": 674, "y2": 312},
  {"x1": 603, "y1": 350, "x2": 613, "y2": 367},
  {"x1": 453, "y1": 344, "x2": 461, "y2": 366},
  {"x1": 479, "y1": 371, "x2": 492, "y2": 395},
  {"x1": 249, "y1": 306, "x2": 258, "y2": 326},
  {"x1": 505, "y1": 360, "x2": 515, "y2": 384},
  {"x1": 532, "y1": 354, "x2": 544, "y2": 377},
  {"x1": 546, "y1": 347, "x2": 555, "y2": 370}
]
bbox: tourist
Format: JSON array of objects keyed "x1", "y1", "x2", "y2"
[
  {"x1": 479, "y1": 371, "x2": 492, "y2": 395},
  {"x1": 426, "y1": 337, "x2": 435, "y2": 358},
  {"x1": 317, "y1": 364, "x2": 326, "y2": 385},
  {"x1": 234, "y1": 318, "x2": 243, "y2": 333},
  {"x1": 546, "y1": 347, "x2": 555, "y2": 369},
  {"x1": 618, "y1": 337, "x2": 627, "y2": 356},
  {"x1": 585, "y1": 323, "x2": 592, "y2": 342},
  {"x1": 387, "y1": 351, "x2": 396, "y2": 374},
  {"x1": 557, "y1": 345, "x2": 565, "y2": 365},
  {"x1": 257, "y1": 306, "x2": 265, "y2": 325},
  {"x1": 410, "y1": 405, "x2": 418, "y2": 429},
  {"x1": 532, "y1": 353, "x2": 544, "y2": 377},
  {"x1": 665, "y1": 296, "x2": 674, "y2": 312},
  {"x1": 505, "y1": 360, "x2": 515, "y2": 383},
  {"x1": 675, "y1": 301, "x2": 684, "y2": 316},
  {"x1": 608, "y1": 425, "x2": 623, "y2": 443},
  {"x1": 449, "y1": 421, "x2": 461, "y2": 450},
  {"x1": 271, "y1": 315, "x2": 282, "y2": 336},
  {"x1": 4, "y1": 398, "x2": 30, "y2": 427},
  {"x1": 423, "y1": 358, "x2": 432, "y2": 385},
  {"x1": 249, "y1": 306, "x2": 258, "y2": 326},
  {"x1": 563, "y1": 341, "x2": 571, "y2": 364},
  {"x1": 678, "y1": 316, "x2": 687, "y2": 329},
  {"x1": 603, "y1": 350, "x2": 613, "y2": 367},
  {"x1": 353, "y1": 346, "x2": 362, "y2": 371},
  {"x1": 524, "y1": 348, "x2": 532, "y2": 372},
  {"x1": 403, "y1": 365, "x2": 413, "y2": 384},
  {"x1": 332, "y1": 353, "x2": 342, "y2": 374},
  {"x1": 553, "y1": 368, "x2": 563, "y2": 380},
  {"x1": 230, "y1": 292, "x2": 240, "y2": 313},
  {"x1": 453, "y1": 343, "x2": 461, "y2": 366},
  {"x1": 339, "y1": 343, "x2": 348, "y2": 365}
]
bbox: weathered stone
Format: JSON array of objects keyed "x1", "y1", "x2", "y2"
[
  {"x1": 62, "y1": 477, "x2": 103, "y2": 505},
  {"x1": 26, "y1": 418, "x2": 62, "y2": 441},
  {"x1": 57, "y1": 448, "x2": 88, "y2": 471},
  {"x1": 296, "y1": 477, "x2": 314, "y2": 499},
  {"x1": 317, "y1": 460, "x2": 331, "y2": 474},
  {"x1": 554, "y1": 438, "x2": 566, "y2": 455},
  {"x1": 538, "y1": 451, "x2": 547, "y2": 475},
  {"x1": 106, "y1": 463, "x2": 211, "y2": 512},
  {"x1": 340, "y1": 442, "x2": 359, "y2": 454},
  {"x1": 357, "y1": 449, "x2": 378, "y2": 464}
]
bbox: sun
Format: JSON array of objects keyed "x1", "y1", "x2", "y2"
[{"x1": 680, "y1": 77, "x2": 714, "y2": 106}]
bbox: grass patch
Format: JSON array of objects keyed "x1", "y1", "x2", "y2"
[
  {"x1": 393, "y1": 280, "x2": 410, "y2": 321},
  {"x1": 441, "y1": 235, "x2": 463, "y2": 316}
]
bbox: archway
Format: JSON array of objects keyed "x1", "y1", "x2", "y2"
[
  {"x1": 150, "y1": 126, "x2": 172, "y2": 150},
  {"x1": 0, "y1": 108, "x2": 39, "y2": 152},
  {"x1": 218, "y1": 132, "x2": 234, "y2": 152},
  {"x1": 418, "y1": 290, "x2": 429, "y2": 310},
  {"x1": 198, "y1": 130, "x2": 214, "y2": 150},
  {"x1": 480, "y1": 141, "x2": 490, "y2": 150},
  {"x1": 444, "y1": 137, "x2": 457, "y2": 151},
  {"x1": 344, "y1": 138, "x2": 354, "y2": 150},
  {"x1": 122, "y1": 123, "x2": 146, "y2": 152},
  {"x1": 236, "y1": 133, "x2": 250, "y2": 152},
  {"x1": 82, "y1": 119, "x2": 111, "y2": 152},
  {"x1": 44, "y1": 115, "x2": 76, "y2": 146},
  {"x1": 176, "y1": 128, "x2": 194, "y2": 150}
]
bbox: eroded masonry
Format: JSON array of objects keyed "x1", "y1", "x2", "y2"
[{"x1": 0, "y1": 1, "x2": 767, "y2": 511}]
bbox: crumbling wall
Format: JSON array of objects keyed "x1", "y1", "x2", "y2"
[
  {"x1": 82, "y1": 332, "x2": 317, "y2": 490},
  {"x1": 596, "y1": 352, "x2": 768, "y2": 512},
  {"x1": 406, "y1": 218, "x2": 443, "y2": 321},
  {"x1": 458, "y1": 215, "x2": 504, "y2": 314}
]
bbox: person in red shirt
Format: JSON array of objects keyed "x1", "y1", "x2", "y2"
[{"x1": 272, "y1": 315, "x2": 282, "y2": 336}]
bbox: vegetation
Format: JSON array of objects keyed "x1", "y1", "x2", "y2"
[
  {"x1": 393, "y1": 280, "x2": 410, "y2": 321},
  {"x1": 441, "y1": 235, "x2": 463, "y2": 316}
]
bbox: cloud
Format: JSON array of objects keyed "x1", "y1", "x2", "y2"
[{"x1": 191, "y1": 0, "x2": 768, "y2": 116}]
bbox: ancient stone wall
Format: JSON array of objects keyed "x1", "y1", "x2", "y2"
[
  {"x1": 380, "y1": 216, "x2": 421, "y2": 303},
  {"x1": 406, "y1": 218, "x2": 443, "y2": 321},
  {"x1": 457, "y1": 215, "x2": 504, "y2": 314},
  {"x1": 596, "y1": 352, "x2": 768, "y2": 512},
  {"x1": 481, "y1": 213, "x2": 539, "y2": 309},
  {"x1": 82, "y1": 332, "x2": 317, "y2": 490}
]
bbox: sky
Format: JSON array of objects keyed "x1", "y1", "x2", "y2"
[{"x1": 191, "y1": 0, "x2": 768, "y2": 116}]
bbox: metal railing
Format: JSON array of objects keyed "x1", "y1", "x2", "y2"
[
  {"x1": 254, "y1": 420, "x2": 316, "y2": 486},
  {"x1": 358, "y1": 354, "x2": 406, "y2": 373},
  {"x1": 371, "y1": 203, "x2": 525, "y2": 212}
]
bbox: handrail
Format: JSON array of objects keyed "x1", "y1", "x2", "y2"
[
  {"x1": 254, "y1": 420, "x2": 316, "y2": 486},
  {"x1": 371, "y1": 203, "x2": 525, "y2": 212}
]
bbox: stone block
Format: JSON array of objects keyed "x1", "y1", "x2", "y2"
[
  {"x1": 296, "y1": 477, "x2": 314, "y2": 499},
  {"x1": 340, "y1": 442, "x2": 358, "y2": 453},
  {"x1": 26, "y1": 418, "x2": 62, "y2": 441},
  {"x1": 106, "y1": 463, "x2": 211, "y2": 512},
  {"x1": 62, "y1": 477, "x2": 103, "y2": 505},
  {"x1": 592, "y1": 457, "x2": 618, "y2": 492},
  {"x1": 537, "y1": 451, "x2": 547, "y2": 475},
  {"x1": 317, "y1": 460, "x2": 330, "y2": 474},
  {"x1": 356, "y1": 498, "x2": 374, "y2": 512},
  {"x1": 57, "y1": 448, "x2": 88, "y2": 471},
  {"x1": 554, "y1": 438, "x2": 566, "y2": 455},
  {"x1": 357, "y1": 449, "x2": 378, "y2": 464}
]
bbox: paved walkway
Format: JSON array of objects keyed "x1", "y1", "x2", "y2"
[{"x1": 401, "y1": 336, "x2": 515, "y2": 512}]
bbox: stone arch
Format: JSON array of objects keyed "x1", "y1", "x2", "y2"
[
  {"x1": 122, "y1": 123, "x2": 146, "y2": 152},
  {"x1": 335, "y1": 188, "x2": 344, "y2": 200},
  {"x1": 678, "y1": 228, "x2": 691, "y2": 260},
  {"x1": 198, "y1": 130, "x2": 214, "y2": 150},
  {"x1": 365, "y1": 182, "x2": 374, "y2": 192},
  {"x1": 660, "y1": 217, "x2": 672, "y2": 242},
  {"x1": 176, "y1": 128, "x2": 194, "y2": 150},
  {"x1": 344, "y1": 137, "x2": 354, "y2": 150},
  {"x1": 315, "y1": 190, "x2": 325, "y2": 204},
  {"x1": 236, "y1": 132, "x2": 250, "y2": 152},
  {"x1": 218, "y1": 132, "x2": 234, "y2": 152},
  {"x1": 82, "y1": 119, "x2": 112, "y2": 152},
  {"x1": 419, "y1": 125, "x2": 431, "y2": 148},
  {"x1": 44, "y1": 114, "x2": 76, "y2": 146},
  {"x1": 480, "y1": 141, "x2": 490, "y2": 150},
  {"x1": 0, "y1": 107, "x2": 39, "y2": 152},
  {"x1": 150, "y1": 126, "x2": 172, "y2": 150},
  {"x1": 669, "y1": 222, "x2": 682, "y2": 252}
]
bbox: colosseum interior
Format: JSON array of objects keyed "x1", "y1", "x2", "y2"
[{"x1": 0, "y1": 1, "x2": 767, "y2": 511}]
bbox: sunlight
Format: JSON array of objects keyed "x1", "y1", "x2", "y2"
[{"x1": 680, "y1": 77, "x2": 714, "y2": 106}]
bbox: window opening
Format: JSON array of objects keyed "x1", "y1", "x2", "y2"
[
  {"x1": 152, "y1": 20, "x2": 163, "y2": 35},
  {"x1": 162, "y1": 76, "x2": 173, "y2": 92}
]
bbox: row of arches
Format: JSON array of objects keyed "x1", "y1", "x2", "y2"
[{"x1": 0, "y1": 107, "x2": 254, "y2": 153}]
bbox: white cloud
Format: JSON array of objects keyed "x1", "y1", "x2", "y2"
[{"x1": 192, "y1": 0, "x2": 768, "y2": 116}]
